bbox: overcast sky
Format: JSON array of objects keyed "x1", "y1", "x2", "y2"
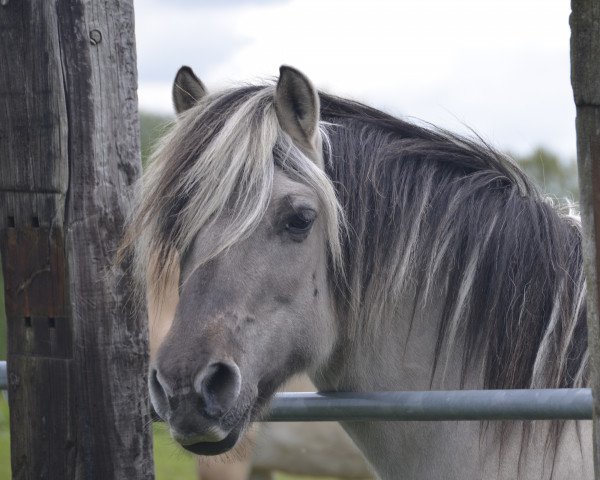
[{"x1": 135, "y1": 0, "x2": 575, "y2": 159}]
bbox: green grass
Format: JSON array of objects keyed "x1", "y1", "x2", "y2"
[
  {"x1": 153, "y1": 423, "x2": 198, "y2": 479},
  {"x1": 0, "y1": 395, "x2": 10, "y2": 480}
]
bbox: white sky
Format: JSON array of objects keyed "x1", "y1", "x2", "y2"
[{"x1": 135, "y1": 0, "x2": 575, "y2": 159}]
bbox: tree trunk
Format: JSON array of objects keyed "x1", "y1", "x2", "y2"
[{"x1": 0, "y1": 1, "x2": 154, "y2": 478}]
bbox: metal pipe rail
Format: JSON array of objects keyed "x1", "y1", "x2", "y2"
[
  {"x1": 267, "y1": 390, "x2": 592, "y2": 421},
  {"x1": 0, "y1": 361, "x2": 592, "y2": 421}
]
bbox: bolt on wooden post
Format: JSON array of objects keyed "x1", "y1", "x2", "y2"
[{"x1": 0, "y1": 1, "x2": 154, "y2": 478}]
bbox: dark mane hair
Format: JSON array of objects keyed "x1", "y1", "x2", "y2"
[{"x1": 319, "y1": 92, "x2": 588, "y2": 391}]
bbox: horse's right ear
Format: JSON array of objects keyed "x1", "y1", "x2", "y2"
[
  {"x1": 172, "y1": 66, "x2": 207, "y2": 114},
  {"x1": 274, "y1": 66, "x2": 321, "y2": 159}
]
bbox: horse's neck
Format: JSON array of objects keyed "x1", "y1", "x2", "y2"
[
  {"x1": 311, "y1": 290, "x2": 481, "y2": 478},
  {"x1": 312, "y1": 289, "x2": 593, "y2": 480},
  {"x1": 316, "y1": 285, "x2": 471, "y2": 393}
]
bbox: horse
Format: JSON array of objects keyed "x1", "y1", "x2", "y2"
[
  {"x1": 122, "y1": 65, "x2": 592, "y2": 479},
  {"x1": 147, "y1": 254, "x2": 372, "y2": 480}
]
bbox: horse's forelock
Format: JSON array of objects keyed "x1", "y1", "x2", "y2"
[{"x1": 124, "y1": 84, "x2": 344, "y2": 306}]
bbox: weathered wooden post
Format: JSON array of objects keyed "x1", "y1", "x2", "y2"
[
  {"x1": 571, "y1": 0, "x2": 600, "y2": 477},
  {"x1": 0, "y1": 1, "x2": 154, "y2": 478}
]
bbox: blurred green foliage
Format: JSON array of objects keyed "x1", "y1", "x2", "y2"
[
  {"x1": 514, "y1": 147, "x2": 579, "y2": 202},
  {"x1": 140, "y1": 113, "x2": 173, "y2": 167}
]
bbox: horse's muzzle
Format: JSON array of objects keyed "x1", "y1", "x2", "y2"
[{"x1": 148, "y1": 360, "x2": 252, "y2": 455}]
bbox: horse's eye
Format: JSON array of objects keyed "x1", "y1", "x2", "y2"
[{"x1": 285, "y1": 210, "x2": 316, "y2": 236}]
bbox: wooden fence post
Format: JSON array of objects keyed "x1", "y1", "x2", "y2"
[
  {"x1": 571, "y1": 0, "x2": 600, "y2": 477},
  {"x1": 0, "y1": 1, "x2": 154, "y2": 478}
]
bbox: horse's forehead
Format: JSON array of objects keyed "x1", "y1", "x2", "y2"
[
  {"x1": 270, "y1": 169, "x2": 316, "y2": 204},
  {"x1": 181, "y1": 171, "x2": 316, "y2": 267}
]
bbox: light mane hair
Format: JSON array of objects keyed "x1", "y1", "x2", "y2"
[{"x1": 122, "y1": 85, "x2": 344, "y2": 304}]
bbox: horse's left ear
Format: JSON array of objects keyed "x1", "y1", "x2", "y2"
[
  {"x1": 274, "y1": 65, "x2": 321, "y2": 160},
  {"x1": 172, "y1": 66, "x2": 207, "y2": 115}
]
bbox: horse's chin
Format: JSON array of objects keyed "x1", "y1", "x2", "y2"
[
  {"x1": 181, "y1": 425, "x2": 243, "y2": 456},
  {"x1": 179, "y1": 384, "x2": 276, "y2": 456},
  {"x1": 180, "y1": 402, "x2": 255, "y2": 456}
]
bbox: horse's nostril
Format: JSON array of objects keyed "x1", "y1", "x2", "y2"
[
  {"x1": 197, "y1": 361, "x2": 242, "y2": 417},
  {"x1": 148, "y1": 367, "x2": 171, "y2": 420},
  {"x1": 205, "y1": 362, "x2": 238, "y2": 398},
  {"x1": 150, "y1": 367, "x2": 162, "y2": 393}
]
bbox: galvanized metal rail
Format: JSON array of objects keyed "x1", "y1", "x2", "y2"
[
  {"x1": 0, "y1": 361, "x2": 592, "y2": 421},
  {"x1": 267, "y1": 389, "x2": 592, "y2": 421}
]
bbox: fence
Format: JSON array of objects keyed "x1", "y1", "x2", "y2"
[{"x1": 0, "y1": 361, "x2": 593, "y2": 422}]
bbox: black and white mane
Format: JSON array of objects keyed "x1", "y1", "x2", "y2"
[{"x1": 319, "y1": 93, "x2": 587, "y2": 392}]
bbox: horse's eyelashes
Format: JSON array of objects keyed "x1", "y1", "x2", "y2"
[
  {"x1": 287, "y1": 216, "x2": 312, "y2": 230},
  {"x1": 285, "y1": 210, "x2": 316, "y2": 237}
]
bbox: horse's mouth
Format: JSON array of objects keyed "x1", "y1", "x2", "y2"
[
  {"x1": 181, "y1": 424, "x2": 243, "y2": 455},
  {"x1": 178, "y1": 385, "x2": 273, "y2": 456},
  {"x1": 180, "y1": 401, "x2": 255, "y2": 456}
]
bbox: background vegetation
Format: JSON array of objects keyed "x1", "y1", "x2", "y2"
[{"x1": 0, "y1": 113, "x2": 580, "y2": 479}]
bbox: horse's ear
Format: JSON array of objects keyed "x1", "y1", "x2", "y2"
[
  {"x1": 172, "y1": 66, "x2": 207, "y2": 114},
  {"x1": 274, "y1": 65, "x2": 321, "y2": 157}
]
